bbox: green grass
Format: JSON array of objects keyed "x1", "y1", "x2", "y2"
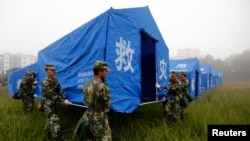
[{"x1": 0, "y1": 82, "x2": 250, "y2": 141}]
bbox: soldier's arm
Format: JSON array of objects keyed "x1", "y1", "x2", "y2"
[
  {"x1": 26, "y1": 81, "x2": 34, "y2": 94},
  {"x1": 183, "y1": 81, "x2": 189, "y2": 94},
  {"x1": 102, "y1": 84, "x2": 111, "y2": 111},
  {"x1": 54, "y1": 79, "x2": 66, "y2": 100},
  {"x1": 168, "y1": 85, "x2": 175, "y2": 90},
  {"x1": 58, "y1": 88, "x2": 66, "y2": 100},
  {"x1": 183, "y1": 81, "x2": 189, "y2": 88},
  {"x1": 160, "y1": 85, "x2": 170, "y2": 89},
  {"x1": 171, "y1": 83, "x2": 183, "y2": 91},
  {"x1": 42, "y1": 81, "x2": 53, "y2": 99},
  {"x1": 17, "y1": 81, "x2": 25, "y2": 97},
  {"x1": 164, "y1": 92, "x2": 170, "y2": 98},
  {"x1": 83, "y1": 83, "x2": 91, "y2": 106}
]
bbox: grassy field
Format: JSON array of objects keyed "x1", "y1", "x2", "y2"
[{"x1": 0, "y1": 82, "x2": 250, "y2": 141}]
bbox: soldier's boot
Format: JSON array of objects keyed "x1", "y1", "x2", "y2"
[
  {"x1": 22, "y1": 106, "x2": 27, "y2": 114},
  {"x1": 45, "y1": 129, "x2": 52, "y2": 139},
  {"x1": 166, "y1": 115, "x2": 172, "y2": 123},
  {"x1": 43, "y1": 130, "x2": 52, "y2": 141},
  {"x1": 54, "y1": 136, "x2": 63, "y2": 141},
  {"x1": 26, "y1": 108, "x2": 32, "y2": 113},
  {"x1": 163, "y1": 110, "x2": 167, "y2": 116},
  {"x1": 54, "y1": 131, "x2": 63, "y2": 141},
  {"x1": 43, "y1": 125, "x2": 52, "y2": 139},
  {"x1": 166, "y1": 115, "x2": 177, "y2": 124},
  {"x1": 180, "y1": 112, "x2": 184, "y2": 120}
]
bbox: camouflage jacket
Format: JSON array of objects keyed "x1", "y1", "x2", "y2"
[
  {"x1": 180, "y1": 79, "x2": 189, "y2": 95},
  {"x1": 83, "y1": 77, "x2": 111, "y2": 112},
  {"x1": 42, "y1": 76, "x2": 66, "y2": 101},
  {"x1": 18, "y1": 77, "x2": 34, "y2": 97},
  {"x1": 162, "y1": 81, "x2": 182, "y2": 99}
]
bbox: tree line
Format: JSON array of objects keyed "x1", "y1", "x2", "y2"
[{"x1": 199, "y1": 49, "x2": 250, "y2": 81}]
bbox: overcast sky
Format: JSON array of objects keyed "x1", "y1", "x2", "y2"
[{"x1": 0, "y1": 0, "x2": 249, "y2": 60}]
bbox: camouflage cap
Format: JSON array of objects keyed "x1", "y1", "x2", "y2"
[
  {"x1": 26, "y1": 69, "x2": 33, "y2": 75},
  {"x1": 45, "y1": 64, "x2": 55, "y2": 70},
  {"x1": 94, "y1": 61, "x2": 108, "y2": 70},
  {"x1": 171, "y1": 71, "x2": 178, "y2": 75}
]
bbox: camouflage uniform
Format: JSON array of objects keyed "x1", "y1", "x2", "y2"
[
  {"x1": 180, "y1": 72, "x2": 190, "y2": 120},
  {"x1": 162, "y1": 71, "x2": 182, "y2": 122},
  {"x1": 41, "y1": 64, "x2": 66, "y2": 140},
  {"x1": 17, "y1": 69, "x2": 35, "y2": 113},
  {"x1": 82, "y1": 61, "x2": 112, "y2": 141},
  {"x1": 180, "y1": 73, "x2": 189, "y2": 101}
]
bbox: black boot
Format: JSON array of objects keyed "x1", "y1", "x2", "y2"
[
  {"x1": 54, "y1": 136, "x2": 63, "y2": 141},
  {"x1": 181, "y1": 112, "x2": 184, "y2": 120}
]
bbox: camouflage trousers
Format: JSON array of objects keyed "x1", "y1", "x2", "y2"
[
  {"x1": 43, "y1": 99, "x2": 61, "y2": 139},
  {"x1": 21, "y1": 95, "x2": 34, "y2": 113},
  {"x1": 83, "y1": 110, "x2": 112, "y2": 141},
  {"x1": 181, "y1": 108, "x2": 185, "y2": 120},
  {"x1": 164, "y1": 98, "x2": 182, "y2": 122}
]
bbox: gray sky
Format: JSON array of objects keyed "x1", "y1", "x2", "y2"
[{"x1": 1, "y1": 0, "x2": 250, "y2": 60}]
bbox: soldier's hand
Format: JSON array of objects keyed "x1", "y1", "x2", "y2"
[
  {"x1": 64, "y1": 99, "x2": 72, "y2": 105},
  {"x1": 166, "y1": 86, "x2": 170, "y2": 89},
  {"x1": 162, "y1": 96, "x2": 166, "y2": 101},
  {"x1": 155, "y1": 83, "x2": 161, "y2": 89}
]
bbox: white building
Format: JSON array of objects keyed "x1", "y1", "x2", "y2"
[
  {"x1": 0, "y1": 53, "x2": 37, "y2": 74},
  {"x1": 21, "y1": 54, "x2": 37, "y2": 67},
  {"x1": 172, "y1": 48, "x2": 202, "y2": 59},
  {"x1": 0, "y1": 55, "x2": 4, "y2": 75}
]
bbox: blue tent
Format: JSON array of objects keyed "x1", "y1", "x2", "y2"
[
  {"x1": 7, "y1": 63, "x2": 37, "y2": 96},
  {"x1": 200, "y1": 64, "x2": 212, "y2": 93},
  {"x1": 211, "y1": 68, "x2": 219, "y2": 88},
  {"x1": 217, "y1": 71, "x2": 223, "y2": 85},
  {"x1": 213, "y1": 70, "x2": 223, "y2": 86},
  {"x1": 169, "y1": 58, "x2": 201, "y2": 98},
  {"x1": 36, "y1": 6, "x2": 169, "y2": 113}
]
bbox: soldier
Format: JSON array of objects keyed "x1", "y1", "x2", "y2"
[
  {"x1": 82, "y1": 61, "x2": 112, "y2": 141},
  {"x1": 179, "y1": 72, "x2": 189, "y2": 96},
  {"x1": 41, "y1": 64, "x2": 67, "y2": 141},
  {"x1": 157, "y1": 71, "x2": 182, "y2": 123},
  {"x1": 17, "y1": 69, "x2": 36, "y2": 113},
  {"x1": 179, "y1": 72, "x2": 193, "y2": 119}
]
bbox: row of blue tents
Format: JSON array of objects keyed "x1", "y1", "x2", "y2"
[
  {"x1": 169, "y1": 58, "x2": 223, "y2": 99},
  {"x1": 7, "y1": 6, "x2": 223, "y2": 113}
]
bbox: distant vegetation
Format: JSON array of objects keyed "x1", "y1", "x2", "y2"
[
  {"x1": 199, "y1": 49, "x2": 250, "y2": 81},
  {"x1": 1, "y1": 82, "x2": 250, "y2": 141}
]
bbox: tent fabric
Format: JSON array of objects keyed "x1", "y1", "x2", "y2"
[
  {"x1": 211, "y1": 68, "x2": 223, "y2": 88},
  {"x1": 200, "y1": 64, "x2": 212, "y2": 93},
  {"x1": 169, "y1": 58, "x2": 201, "y2": 98},
  {"x1": 7, "y1": 63, "x2": 37, "y2": 96},
  {"x1": 217, "y1": 71, "x2": 223, "y2": 85},
  {"x1": 211, "y1": 68, "x2": 219, "y2": 88},
  {"x1": 36, "y1": 6, "x2": 169, "y2": 113}
]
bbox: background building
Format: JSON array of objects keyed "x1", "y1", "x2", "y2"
[
  {"x1": 171, "y1": 48, "x2": 202, "y2": 59},
  {"x1": 0, "y1": 55, "x2": 3, "y2": 75},
  {"x1": 0, "y1": 53, "x2": 37, "y2": 75}
]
